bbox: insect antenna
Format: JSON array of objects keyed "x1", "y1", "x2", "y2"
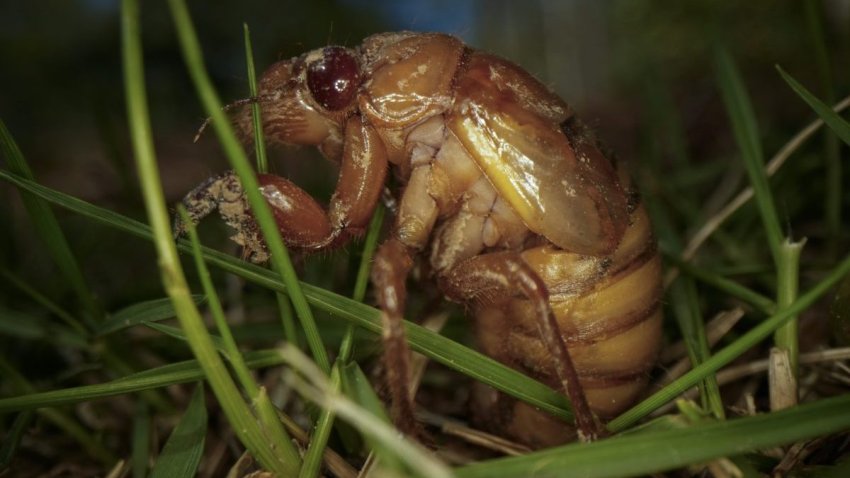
[{"x1": 193, "y1": 94, "x2": 277, "y2": 143}]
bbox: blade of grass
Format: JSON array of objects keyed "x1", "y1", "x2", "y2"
[
  {"x1": 340, "y1": 362, "x2": 406, "y2": 473},
  {"x1": 122, "y1": 1, "x2": 294, "y2": 474},
  {"x1": 667, "y1": 94, "x2": 850, "y2": 288},
  {"x1": 167, "y1": 0, "x2": 330, "y2": 374},
  {"x1": 96, "y1": 295, "x2": 205, "y2": 337},
  {"x1": 0, "y1": 170, "x2": 574, "y2": 421},
  {"x1": 0, "y1": 119, "x2": 102, "y2": 325},
  {"x1": 715, "y1": 49, "x2": 784, "y2": 270},
  {"x1": 803, "y1": 0, "x2": 841, "y2": 243},
  {"x1": 0, "y1": 350, "x2": 286, "y2": 413},
  {"x1": 458, "y1": 393, "x2": 850, "y2": 478},
  {"x1": 776, "y1": 66, "x2": 850, "y2": 147},
  {"x1": 243, "y1": 23, "x2": 268, "y2": 175},
  {"x1": 178, "y1": 204, "x2": 300, "y2": 465},
  {"x1": 716, "y1": 49, "x2": 802, "y2": 377},
  {"x1": 670, "y1": 278, "x2": 724, "y2": 419},
  {"x1": 0, "y1": 356, "x2": 116, "y2": 464},
  {"x1": 279, "y1": 345, "x2": 453, "y2": 478},
  {"x1": 300, "y1": 204, "x2": 385, "y2": 478},
  {"x1": 242, "y1": 22, "x2": 300, "y2": 349},
  {"x1": 0, "y1": 268, "x2": 88, "y2": 336},
  {"x1": 0, "y1": 411, "x2": 34, "y2": 470},
  {"x1": 664, "y1": 253, "x2": 776, "y2": 314},
  {"x1": 149, "y1": 384, "x2": 206, "y2": 478},
  {"x1": 608, "y1": 248, "x2": 850, "y2": 432},
  {"x1": 177, "y1": 206, "x2": 257, "y2": 389},
  {"x1": 132, "y1": 402, "x2": 150, "y2": 478}
]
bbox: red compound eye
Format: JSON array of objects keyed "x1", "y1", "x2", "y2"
[{"x1": 306, "y1": 47, "x2": 360, "y2": 111}]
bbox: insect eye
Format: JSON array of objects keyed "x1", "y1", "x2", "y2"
[{"x1": 306, "y1": 47, "x2": 360, "y2": 111}]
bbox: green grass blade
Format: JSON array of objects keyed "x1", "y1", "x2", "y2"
[
  {"x1": 803, "y1": 0, "x2": 841, "y2": 241},
  {"x1": 0, "y1": 119, "x2": 102, "y2": 325},
  {"x1": 279, "y1": 345, "x2": 453, "y2": 478},
  {"x1": 167, "y1": 0, "x2": 330, "y2": 374},
  {"x1": 96, "y1": 296, "x2": 206, "y2": 337},
  {"x1": 665, "y1": 255, "x2": 776, "y2": 314},
  {"x1": 776, "y1": 66, "x2": 850, "y2": 147},
  {"x1": 340, "y1": 362, "x2": 406, "y2": 473},
  {"x1": 0, "y1": 411, "x2": 34, "y2": 470},
  {"x1": 457, "y1": 393, "x2": 850, "y2": 478},
  {"x1": 144, "y1": 322, "x2": 227, "y2": 351},
  {"x1": 0, "y1": 357, "x2": 117, "y2": 464},
  {"x1": 715, "y1": 48, "x2": 784, "y2": 263},
  {"x1": 0, "y1": 350, "x2": 286, "y2": 413},
  {"x1": 167, "y1": 208, "x2": 302, "y2": 466},
  {"x1": 132, "y1": 402, "x2": 150, "y2": 478},
  {"x1": 670, "y1": 279, "x2": 724, "y2": 419},
  {"x1": 241, "y1": 21, "x2": 300, "y2": 352},
  {"x1": 300, "y1": 204, "x2": 386, "y2": 478},
  {"x1": 1, "y1": 268, "x2": 89, "y2": 336},
  {"x1": 243, "y1": 23, "x2": 268, "y2": 174},
  {"x1": 0, "y1": 170, "x2": 573, "y2": 421},
  {"x1": 149, "y1": 384, "x2": 207, "y2": 478},
  {"x1": 0, "y1": 306, "x2": 87, "y2": 348},
  {"x1": 609, "y1": 248, "x2": 850, "y2": 431},
  {"x1": 177, "y1": 206, "x2": 256, "y2": 388},
  {"x1": 716, "y1": 48, "x2": 800, "y2": 377},
  {"x1": 122, "y1": 1, "x2": 295, "y2": 473}
]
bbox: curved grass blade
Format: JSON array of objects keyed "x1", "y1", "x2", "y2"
[
  {"x1": 0, "y1": 119, "x2": 102, "y2": 325},
  {"x1": 96, "y1": 296, "x2": 206, "y2": 337},
  {"x1": 132, "y1": 402, "x2": 150, "y2": 478},
  {"x1": 457, "y1": 393, "x2": 850, "y2": 478},
  {"x1": 122, "y1": 2, "x2": 295, "y2": 472},
  {"x1": 0, "y1": 350, "x2": 285, "y2": 413},
  {"x1": 168, "y1": 0, "x2": 330, "y2": 375},
  {"x1": 777, "y1": 65, "x2": 850, "y2": 146},
  {"x1": 149, "y1": 384, "x2": 206, "y2": 478},
  {"x1": 609, "y1": 247, "x2": 850, "y2": 431}
]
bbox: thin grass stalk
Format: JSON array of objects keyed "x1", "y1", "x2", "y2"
[
  {"x1": 0, "y1": 411, "x2": 34, "y2": 469},
  {"x1": 608, "y1": 248, "x2": 850, "y2": 431},
  {"x1": 242, "y1": 23, "x2": 300, "y2": 349},
  {"x1": 715, "y1": 49, "x2": 801, "y2": 386},
  {"x1": 179, "y1": 205, "x2": 258, "y2": 390},
  {"x1": 0, "y1": 357, "x2": 116, "y2": 464},
  {"x1": 665, "y1": 254, "x2": 776, "y2": 315},
  {"x1": 458, "y1": 394, "x2": 850, "y2": 478},
  {"x1": 121, "y1": 1, "x2": 294, "y2": 474},
  {"x1": 299, "y1": 206, "x2": 385, "y2": 478},
  {"x1": 0, "y1": 120, "x2": 102, "y2": 326},
  {"x1": 0, "y1": 268, "x2": 89, "y2": 336},
  {"x1": 244, "y1": 23, "x2": 268, "y2": 175},
  {"x1": 670, "y1": 279, "x2": 724, "y2": 419},
  {"x1": 131, "y1": 402, "x2": 150, "y2": 478},
  {"x1": 776, "y1": 239, "x2": 804, "y2": 374},
  {"x1": 178, "y1": 206, "x2": 301, "y2": 463},
  {"x1": 279, "y1": 345, "x2": 453, "y2": 478},
  {"x1": 803, "y1": 0, "x2": 840, "y2": 244},
  {"x1": 167, "y1": 0, "x2": 330, "y2": 374}
]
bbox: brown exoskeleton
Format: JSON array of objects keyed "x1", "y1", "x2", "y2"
[{"x1": 175, "y1": 32, "x2": 663, "y2": 448}]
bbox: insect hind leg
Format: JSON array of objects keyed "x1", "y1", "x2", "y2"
[{"x1": 439, "y1": 251, "x2": 604, "y2": 442}]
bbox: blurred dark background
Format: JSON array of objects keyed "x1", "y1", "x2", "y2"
[{"x1": 1, "y1": 0, "x2": 849, "y2": 310}]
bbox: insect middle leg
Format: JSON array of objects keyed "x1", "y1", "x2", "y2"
[{"x1": 439, "y1": 251, "x2": 604, "y2": 442}]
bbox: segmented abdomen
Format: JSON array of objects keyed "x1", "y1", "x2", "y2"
[{"x1": 471, "y1": 200, "x2": 662, "y2": 447}]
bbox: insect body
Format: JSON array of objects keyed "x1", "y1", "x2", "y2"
[{"x1": 176, "y1": 32, "x2": 662, "y2": 448}]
